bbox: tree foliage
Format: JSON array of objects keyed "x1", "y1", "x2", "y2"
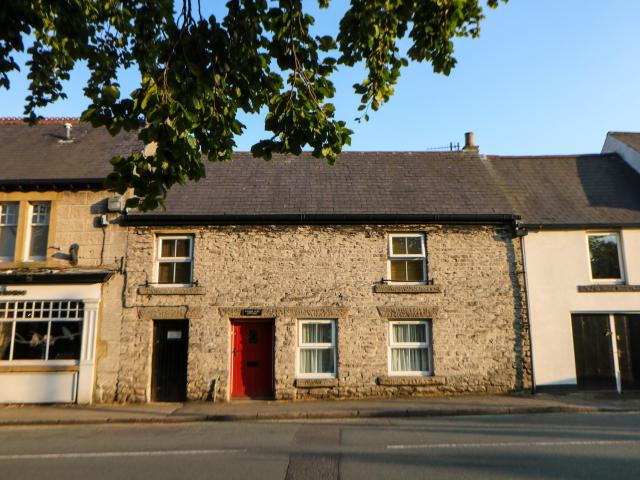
[{"x1": 1, "y1": 0, "x2": 505, "y2": 210}]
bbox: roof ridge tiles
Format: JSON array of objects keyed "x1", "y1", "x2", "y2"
[
  {"x1": 0, "y1": 117, "x2": 81, "y2": 125},
  {"x1": 485, "y1": 153, "x2": 617, "y2": 160}
]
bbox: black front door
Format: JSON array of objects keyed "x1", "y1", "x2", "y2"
[
  {"x1": 152, "y1": 320, "x2": 189, "y2": 402},
  {"x1": 615, "y1": 314, "x2": 640, "y2": 390},
  {"x1": 571, "y1": 314, "x2": 616, "y2": 390}
]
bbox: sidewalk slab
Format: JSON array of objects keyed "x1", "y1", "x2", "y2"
[{"x1": 0, "y1": 393, "x2": 636, "y2": 427}]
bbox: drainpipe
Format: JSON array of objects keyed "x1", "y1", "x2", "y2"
[{"x1": 518, "y1": 228, "x2": 537, "y2": 393}]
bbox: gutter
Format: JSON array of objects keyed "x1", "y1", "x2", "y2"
[
  {"x1": 524, "y1": 222, "x2": 640, "y2": 231},
  {"x1": 0, "y1": 178, "x2": 105, "y2": 191},
  {"x1": 122, "y1": 213, "x2": 520, "y2": 226}
]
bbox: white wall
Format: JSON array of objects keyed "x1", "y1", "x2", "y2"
[
  {"x1": 0, "y1": 284, "x2": 101, "y2": 403},
  {"x1": 524, "y1": 229, "x2": 640, "y2": 387},
  {"x1": 602, "y1": 135, "x2": 640, "y2": 175}
]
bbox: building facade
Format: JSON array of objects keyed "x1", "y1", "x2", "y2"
[
  {"x1": 103, "y1": 150, "x2": 533, "y2": 403},
  {"x1": 0, "y1": 120, "x2": 139, "y2": 403},
  {"x1": 110, "y1": 222, "x2": 530, "y2": 402},
  {"x1": 485, "y1": 146, "x2": 640, "y2": 393}
]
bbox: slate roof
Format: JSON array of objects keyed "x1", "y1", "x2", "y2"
[
  {"x1": 0, "y1": 120, "x2": 142, "y2": 186},
  {"x1": 127, "y1": 151, "x2": 516, "y2": 221},
  {"x1": 484, "y1": 154, "x2": 640, "y2": 227},
  {"x1": 610, "y1": 132, "x2": 640, "y2": 152}
]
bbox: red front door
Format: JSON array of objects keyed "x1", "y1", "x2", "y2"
[{"x1": 231, "y1": 321, "x2": 274, "y2": 398}]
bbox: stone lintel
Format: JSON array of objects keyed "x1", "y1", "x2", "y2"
[
  {"x1": 577, "y1": 284, "x2": 640, "y2": 293},
  {"x1": 138, "y1": 306, "x2": 202, "y2": 320},
  {"x1": 218, "y1": 306, "x2": 349, "y2": 319},
  {"x1": 373, "y1": 284, "x2": 442, "y2": 294},
  {"x1": 285, "y1": 307, "x2": 349, "y2": 318},
  {"x1": 376, "y1": 306, "x2": 439, "y2": 318},
  {"x1": 376, "y1": 375, "x2": 446, "y2": 387},
  {"x1": 295, "y1": 378, "x2": 339, "y2": 388},
  {"x1": 138, "y1": 286, "x2": 205, "y2": 295}
]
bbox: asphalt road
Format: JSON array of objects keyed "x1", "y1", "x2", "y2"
[{"x1": 0, "y1": 412, "x2": 639, "y2": 479}]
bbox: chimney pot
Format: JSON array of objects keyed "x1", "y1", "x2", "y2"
[{"x1": 463, "y1": 131, "x2": 478, "y2": 151}]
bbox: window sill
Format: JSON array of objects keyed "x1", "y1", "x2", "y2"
[
  {"x1": 373, "y1": 284, "x2": 442, "y2": 294},
  {"x1": 377, "y1": 375, "x2": 445, "y2": 387},
  {"x1": 577, "y1": 284, "x2": 640, "y2": 293},
  {"x1": 294, "y1": 378, "x2": 338, "y2": 388},
  {"x1": 0, "y1": 365, "x2": 79, "y2": 373},
  {"x1": 138, "y1": 286, "x2": 205, "y2": 295}
]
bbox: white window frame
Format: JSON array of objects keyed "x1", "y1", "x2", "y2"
[
  {"x1": 387, "y1": 233, "x2": 427, "y2": 285},
  {"x1": 296, "y1": 319, "x2": 337, "y2": 379},
  {"x1": 0, "y1": 300, "x2": 84, "y2": 366},
  {"x1": 0, "y1": 202, "x2": 19, "y2": 262},
  {"x1": 24, "y1": 201, "x2": 51, "y2": 262},
  {"x1": 388, "y1": 319, "x2": 432, "y2": 376},
  {"x1": 586, "y1": 232, "x2": 625, "y2": 284},
  {"x1": 154, "y1": 235, "x2": 194, "y2": 287}
]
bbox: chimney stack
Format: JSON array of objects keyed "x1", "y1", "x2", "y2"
[
  {"x1": 64, "y1": 122, "x2": 72, "y2": 140},
  {"x1": 463, "y1": 131, "x2": 478, "y2": 151}
]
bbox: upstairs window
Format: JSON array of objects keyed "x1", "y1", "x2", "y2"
[
  {"x1": 588, "y1": 233, "x2": 624, "y2": 282},
  {"x1": 156, "y1": 236, "x2": 193, "y2": 286},
  {"x1": 0, "y1": 203, "x2": 19, "y2": 262},
  {"x1": 27, "y1": 202, "x2": 51, "y2": 261},
  {"x1": 388, "y1": 234, "x2": 426, "y2": 283}
]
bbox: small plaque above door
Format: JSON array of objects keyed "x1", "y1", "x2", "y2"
[
  {"x1": 241, "y1": 308, "x2": 262, "y2": 316},
  {"x1": 167, "y1": 330, "x2": 183, "y2": 340}
]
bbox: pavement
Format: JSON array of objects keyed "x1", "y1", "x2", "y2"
[{"x1": 2, "y1": 391, "x2": 640, "y2": 426}]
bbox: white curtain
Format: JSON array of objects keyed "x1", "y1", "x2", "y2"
[
  {"x1": 300, "y1": 348, "x2": 335, "y2": 374},
  {"x1": 391, "y1": 348, "x2": 428, "y2": 372},
  {"x1": 392, "y1": 324, "x2": 426, "y2": 343},
  {"x1": 302, "y1": 323, "x2": 332, "y2": 343}
]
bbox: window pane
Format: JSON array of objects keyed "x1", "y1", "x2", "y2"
[
  {"x1": 0, "y1": 226, "x2": 17, "y2": 259},
  {"x1": 589, "y1": 235, "x2": 622, "y2": 279},
  {"x1": 390, "y1": 260, "x2": 425, "y2": 282},
  {"x1": 28, "y1": 225, "x2": 49, "y2": 260},
  {"x1": 302, "y1": 323, "x2": 332, "y2": 344},
  {"x1": 391, "y1": 237, "x2": 407, "y2": 255},
  {"x1": 31, "y1": 203, "x2": 50, "y2": 225},
  {"x1": 48, "y1": 321, "x2": 82, "y2": 360},
  {"x1": 0, "y1": 322, "x2": 12, "y2": 360},
  {"x1": 161, "y1": 239, "x2": 175, "y2": 257},
  {"x1": 391, "y1": 348, "x2": 428, "y2": 372},
  {"x1": 174, "y1": 262, "x2": 192, "y2": 284},
  {"x1": 390, "y1": 260, "x2": 407, "y2": 281},
  {"x1": 300, "y1": 348, "x2": 334, "y2": 374},
  {"x1": 158, "y1": 263, "x2": 173, "y2": 283},
  {"x1": 0, "y1": 203, "x2": 18, "y2": 225},
  {"x1": 406, "y1": 237, "x2": 422, "y2": 255},
  {"x1": 175, "y1": 239, "x2": 190, "y2": 257},
  {"x1": 406, "y1": 260, "x2": 425, "y2": 282},
  {"x1": 12, "y1": 321, "x2": 49, "y2": 360},
  {"x1": 392, "y1": 323, "x2": 427, "y2": 343}
]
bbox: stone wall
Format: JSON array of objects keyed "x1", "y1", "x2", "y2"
[
  {"x1": 112, "y1": 223, "x2": 531, "y2": 402},
  {"x1": 48, "y1": 190, "x2": 128, "y2": 403}
]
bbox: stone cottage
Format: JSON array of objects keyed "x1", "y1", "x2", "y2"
[{"x1": 113, "y1": 143, "x2": 532, "y2": 402}]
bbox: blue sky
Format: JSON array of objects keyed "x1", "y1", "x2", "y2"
[{"x1": 1, "y1": 1, "x2": 639, "y2": 155}]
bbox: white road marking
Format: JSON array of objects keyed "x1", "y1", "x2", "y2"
[
  {"x1": 0, "y1": 448, "x2": 247, "y2": 461},
  {"x1": 387, "y1": 439, "x2": 640, "y2": 450}
]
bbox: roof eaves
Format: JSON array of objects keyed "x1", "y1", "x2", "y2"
[{"x1": 122, "y1": 212, "x2": 520, "y2": 226}]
